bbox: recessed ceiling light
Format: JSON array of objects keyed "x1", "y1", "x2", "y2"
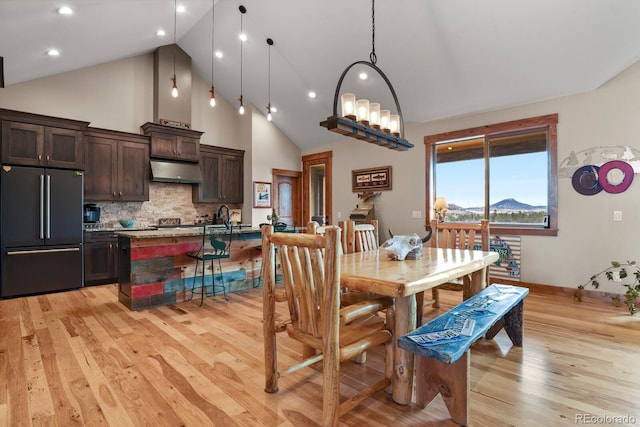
[
  {"x1": 47, "y1": 49, "x2": 60, "y2": 56},
  {"x1": 215, "y1": 50, "x2": 223, "y2": 59},
  {"x1": 239, "y1": 33, "x2": 247, "y2": 42},
  {"x1": 57, "y1": 6, "x2": 73, "y2": 15},
  {"x1": 176, "y1": 4, "x2": 186, "y2": 13},
  {"x1": 359, "y1": 72, "x2": 368, "y2": 80},
  {"x1": 156, "y1": 29, "x2": 166, "y2": 37},
  {"x1": 308, "y1": 91, "x2": 317, "y2": 99}
]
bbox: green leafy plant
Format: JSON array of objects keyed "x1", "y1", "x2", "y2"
[{"x1": 576, "y1": 261, "x2": 640, "y2": 315}]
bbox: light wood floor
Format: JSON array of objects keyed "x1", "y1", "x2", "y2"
[{"x1": 0, "y1": 284, "x2": 638, "y2": 426}]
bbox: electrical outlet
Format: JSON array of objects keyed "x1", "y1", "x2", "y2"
[
  {"x1": 337, "y1": 211, "x2": 342, "y2": 218},
  {"x1": 613, "y1": 211, "x2": 622, "y2": 221},
  {"x1": 411, "y1": 211, "x2": 422, "y2": 219}
]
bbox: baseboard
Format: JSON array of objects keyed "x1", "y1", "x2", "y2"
[{"x1": 489, "y1": 277, "x2": 622, "y2": 303}]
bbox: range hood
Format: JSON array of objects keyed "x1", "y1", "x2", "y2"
[{"x1": 150, "y1": 159, "x2": 203, "y2": 184}]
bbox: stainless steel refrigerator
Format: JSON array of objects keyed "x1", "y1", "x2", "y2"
[{"x1": 1, "y1": 165, "x2": 83, "y2": 297}]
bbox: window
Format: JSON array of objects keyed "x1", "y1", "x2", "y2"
[{"x1": 424, "y1": 114, "x2": 558, "y2": 236}]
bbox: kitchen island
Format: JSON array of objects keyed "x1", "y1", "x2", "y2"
[{"x1": 116, "y1": 226, "x2": 267, "y2": 310}]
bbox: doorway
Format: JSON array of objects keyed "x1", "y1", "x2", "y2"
[
  {"x1": 302, "y1": 151, "x2": 332, "y2": 225},
  {"x1": 272, "y1": 169, "x2": 302, "y2": 227}
]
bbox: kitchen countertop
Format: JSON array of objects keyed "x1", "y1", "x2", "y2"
[
  {"x1": 115, "y1": 225, "x2": 262, "y2": 238},
  {"x1": 114, "y1": 225, "x2": 303, "y2": 238},
  {"x1": 84, "y1": 226, "x2": 156, "y2": 233}
]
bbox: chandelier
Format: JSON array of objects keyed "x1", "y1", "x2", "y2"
[{"x1": 320, "y1": 0, "x2": 413, "y2": 151}]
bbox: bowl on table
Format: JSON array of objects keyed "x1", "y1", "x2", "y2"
[{"x1": 119, "y1": 219, "x2": 135, "y2": 228}]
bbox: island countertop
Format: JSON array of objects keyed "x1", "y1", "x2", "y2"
[
  {"x1": 115, "y1": 225, "x2": 302, "y2": 239},
  {"x1": 115, "y1": 226, "x2": 257, "y2": 239}
]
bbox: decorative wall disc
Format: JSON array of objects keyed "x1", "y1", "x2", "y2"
[
  {"x1": 572, "y1": 165, "x2": 602, "y2": 195},
  {"x1": 598, "y1": 160, "x2": 634, "y2": 194}
]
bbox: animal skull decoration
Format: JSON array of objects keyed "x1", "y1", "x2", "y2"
[
  {"x1": 382, "y1": 227, "x2": 433, "y2": 261},
  {"x1": 380, "y1": 234, "x2": 424, "y2": 261}
]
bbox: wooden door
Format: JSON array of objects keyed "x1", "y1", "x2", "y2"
[
  {"x1": 302, "y1": 151, "x2": 332, "y2": 225},
  {"x1": 273, "y1": 169, "x2": 301, "y2": 227}
]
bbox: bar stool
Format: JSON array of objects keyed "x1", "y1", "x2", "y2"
[{"x1": 187, "y1": 225, "x2": 234, "y2": 305}]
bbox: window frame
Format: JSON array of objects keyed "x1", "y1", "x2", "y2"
[{"x1": 424, "y1": 113, "x2": 558, "y2": 236}]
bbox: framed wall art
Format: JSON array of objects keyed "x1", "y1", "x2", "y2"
[
  {"x1": 253, "y1": 181, "x2": 272, "y2": 208},
  {"x1": 352, "y1": 166, "x2": 392, "y2": 191}
]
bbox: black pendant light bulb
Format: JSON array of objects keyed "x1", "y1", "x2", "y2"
[
  {"x1": 171, "y1": 0, "x2": 178, "y2": 98},
  {"x1": 266, "y1": 38, "x2": 274, "y2": 121},
  {"x1": 238, "y1": 5, "x2": 247, "y2": 115},
  {"x1": 209, "y1": 0, "x2": 216, "y2": 107}
]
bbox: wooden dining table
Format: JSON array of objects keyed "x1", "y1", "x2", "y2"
[{"x1": 340, "y1": 245, "x2": 499, "y2": 405}]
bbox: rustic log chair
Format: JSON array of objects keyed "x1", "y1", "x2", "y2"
[
  {"x1": 428, "y1": 219, "x2": 490, "y2": 308},
  {"x1": 307, "y1": 221, "x2": 345, "y2": 254},
  {"x1": 339, "y1": 219, "x2": 379, "y2": 254},
  {"x1": 261, "y1": 225, "x2": 393, "y2": 426},
  {"x1": 187, "y1": 225, "x2": 234, "y2": 305},
  {"x1": 308, "y1": 220, "x2": 392, "y2": 364}
]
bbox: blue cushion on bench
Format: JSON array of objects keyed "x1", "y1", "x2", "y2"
[{"x1": 398, "y1": 284, "x2": 528, "y2": 364}]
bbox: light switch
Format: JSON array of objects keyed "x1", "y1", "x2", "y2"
[
  {"x1": 613, "y1": 211, "x2": 622, "y2": 222},
  {"x1": 411, "y1": 211, "x2": 422, "y2": 219}
]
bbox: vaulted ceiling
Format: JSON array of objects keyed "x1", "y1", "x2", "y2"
[{"x1": 2, "y1": 0, "x2": 640, "y2": 150}]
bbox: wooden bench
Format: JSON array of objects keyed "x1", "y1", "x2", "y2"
[{"x1": 398, "y1": 284, "x2": 529, "y2": 426}]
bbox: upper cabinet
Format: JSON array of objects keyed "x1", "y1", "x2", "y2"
[
  {"x1": 84, "y1": 128, "x2": 149, "y2": 202},
  {"x1": 0, "y1": 109, "x2": 88, "y2": 169},
  {"x1": 193, "y1": 145, "x2": 245, "y2": 204},
  {"x1": 140, "y1": 122, "x2": 202, "y2": 162}
]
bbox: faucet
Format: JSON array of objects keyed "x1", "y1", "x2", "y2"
[{"x1": 217, "y1": 204, "x2": 230, "y2": 228}]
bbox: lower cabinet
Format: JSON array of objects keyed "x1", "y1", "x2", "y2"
[{"x1": 84, "y1": 231, "x2": 119, "y2": 285}]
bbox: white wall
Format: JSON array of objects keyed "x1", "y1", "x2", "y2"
[{"x1": 303, "y1": 59, "x2": 640, "y2": 294}]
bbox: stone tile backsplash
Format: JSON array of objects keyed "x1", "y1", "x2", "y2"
[{"x1": 97, "y1": 182, "x2": 218, "y2": 227}]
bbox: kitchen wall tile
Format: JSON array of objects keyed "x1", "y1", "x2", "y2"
[{"x1": 98, "y1": 183, "x2": 217, "y2": 227}]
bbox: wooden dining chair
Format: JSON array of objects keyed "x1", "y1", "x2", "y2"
[
  {"x1": 429, "y1": 219, "x2": 490, "y2": 307},
  {"x1": 307, "y1": 220, "x2": 345, "y2": 254},
  {"x1": 262, "y1": 225, "x2": 393, "y2": 426},
  {"x1": 340, "y1": 220, "x2": 379, "y2": 254},
  {"x1": 309, "y1": 219, "x2": 392, "y2": 364}
]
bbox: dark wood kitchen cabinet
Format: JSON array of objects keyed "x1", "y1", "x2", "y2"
[
  {"x1": 84, "y1": 128, "x2": 149, "y2": 202},
  {"x1": 193, "y1": 145, "x2": 244, "y2": 204},
  {"x1": 0, "y1": 109, "x2": 88, "y2": 169},
  {"x1": 84, "y1": 231, "x2": 119, "y2": 285},
  {"x1": 141, "y1": 122, "x2": 203, "y2": 162}
]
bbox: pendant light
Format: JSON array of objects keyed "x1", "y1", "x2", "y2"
[
  {"x1": 238, "y1": 5, "x2": 247, "y2": 115},
  {"x1": 266, "y1": 38, "x2": 274, "y2": 121},
  {"x1": 208, "y1": 0, "x2": 216, "y2": 107},
  {"x1": 170, "y1": 0, "x2": 178, "y2": 98},
  {"x1": 320, "y1": 0, "x2": 414, "y2": 151}
]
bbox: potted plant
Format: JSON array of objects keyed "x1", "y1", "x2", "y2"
[{"x1": 575, "y1": 260, "x2": 640, "y2": 315}]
